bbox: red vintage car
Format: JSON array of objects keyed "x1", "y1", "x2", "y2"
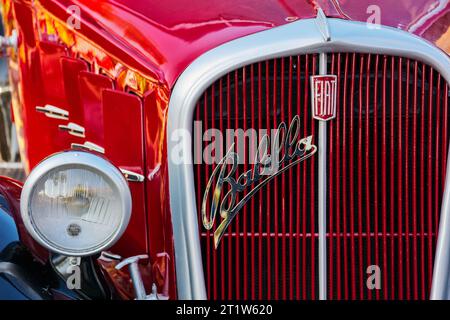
[{"x1": 0, "y1": 0, "x2": 449, "y2": 301}]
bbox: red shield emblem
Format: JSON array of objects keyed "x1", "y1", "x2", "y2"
[{"x1": 311, "y1": 75, "x2": 337, "y2": 121}]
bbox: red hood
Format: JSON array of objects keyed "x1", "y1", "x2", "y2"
[{"x1": 44, "y1": 0, "x2": 450, "y2": 87}]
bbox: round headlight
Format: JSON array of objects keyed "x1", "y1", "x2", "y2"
[{"x1": 20, "y1": 151, "x2": 132, "y2": 256}]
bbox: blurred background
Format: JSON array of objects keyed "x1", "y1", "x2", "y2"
[{"x1": 0, "y1": 13, "x2": 24, "y2": 182}]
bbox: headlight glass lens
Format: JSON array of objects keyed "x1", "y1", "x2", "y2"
[
  {"x1": 29, "y1": 166, "x2": 123, "y2": 253},
  {"x1": 22, "y1": 151, "x2": 131, "y2": 256}
]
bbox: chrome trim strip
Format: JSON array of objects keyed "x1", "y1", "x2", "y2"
[
  {"x1": 167, "y1": 17, "x2": 450, "y2": 300},
  {"x1": 59, "y1": 122, "x2": 85, "y2": 138},
  {"x1": 71, "y1": 141, "x2": 105, "y2": 154},
  {"x1": 36, "y1": 104, "x2": 69, "y2": 120},
  {"x1": 317, "y1": 52, "x2": 328, "y2": 300},
  {"x1": 120, "y1": 168, "x2": 145, "y2": 183}
]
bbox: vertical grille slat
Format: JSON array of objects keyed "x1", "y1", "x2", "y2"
[
  {"x1": 357, "y1": 53, "x2": 364, "y2": 300},
  {"x1": 364, "y1": 54, "x2": 372, "y2": 300},
  {"x1": 211, "y1": 84, "x2": 218, "y2": 300},
  {"x1": 257, "y1": 62, "x2": 263, "y2": 300},
  {"x1": 412, "y1": 60, "x2": 419, "y2": 300},
  {"x1": 373, "y1": 54, "x2": 381, "y2": 300},
  {"x1": 420, "y1": 63, "x2": 426, "y2": 300},
  {"x1": 427, "y1": 68, "x2": 434, "y2": 293},
  {"x1": 250, "y1": 64, "x2": 256, "y2": 300},
  {"x1": 405, "y1": 58, "x2": 411, "y2": 300},
  {"x1": 342, "y1": 53, "x2": 350, "y2": 300},
  {"x1": 288, "y1": 56, "x2": 294, "y2": 300},
  {"x1": 227, "y1": 73, "x2": 232, "y2": 300},
  {"x1": 350, "y1": 53, "x2": 357, "y2": 300},
  {"x1": 398, "y1": 57, "x2": 404, "y2": 300},
  {"x1": 310, "y1": 55, "x2": 318, "y2": 300},
  {"x1": 234, "y1": 70, "x2": 241, "y2": 301},
  {"x1": 272, "y1": 59, "x2": 279, "y2": 301},
  {"x1": 242, "y1": 65, "x2": 248, "y2": 301},
  {"x1": 389, "y1": 56, "x2": 396, "y2": 300},
  {"x1": 334, "y1": 53, "x2": 343, "y2": 299},
  {"x1": 193, "y1": 52, "x2": 450, "y2": 300},
  {"x1": 281, "y1": 57, "x2": 287, "y2": 301},
  {"x1": 219, "y1": 77, "x2": 226, "y2": 300},
  {"x1": 203, "y1": 91, "x2": 211, "y2": 298},
  {"x1": 264, "y1": 60, "x2": 272, "y2": 300},
  {"x1": 328, "y1": 54, "x2": 335, "y2": 299}
]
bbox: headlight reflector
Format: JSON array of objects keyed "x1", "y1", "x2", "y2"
[{"x1": 21, "y1": 151, "x2": 132, "y2": 256}]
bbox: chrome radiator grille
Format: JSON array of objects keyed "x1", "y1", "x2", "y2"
[{"x1": 192, "y1": 52, "x2": 450, "y2": 300}]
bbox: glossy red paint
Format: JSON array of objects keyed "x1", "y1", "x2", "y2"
[
  {"x1": 143, "y1": 88, "x2": 176, "y2": 298},
  {"x1": 39, "y1": 41, "x2": 68, "y2": 107},
  {"x1": 60, "y1": 56, "x2": 88, "y2": 124},
  {"x1": 102, "y1": 89, "x2": 148, "y2": 257},
  {"x1": 37, "y1": 0, "x2": 450, "y2": 88},
  {"x1": 0, "y1": 0, "x2": 448, "y2": 301},
  {"x1": 78, "y1": 71, "x2": 113, "y2": 145}
]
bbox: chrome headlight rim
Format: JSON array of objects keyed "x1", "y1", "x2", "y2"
[{"x1": 20, "y1": 151, "x2": 132, "y2": 257}]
